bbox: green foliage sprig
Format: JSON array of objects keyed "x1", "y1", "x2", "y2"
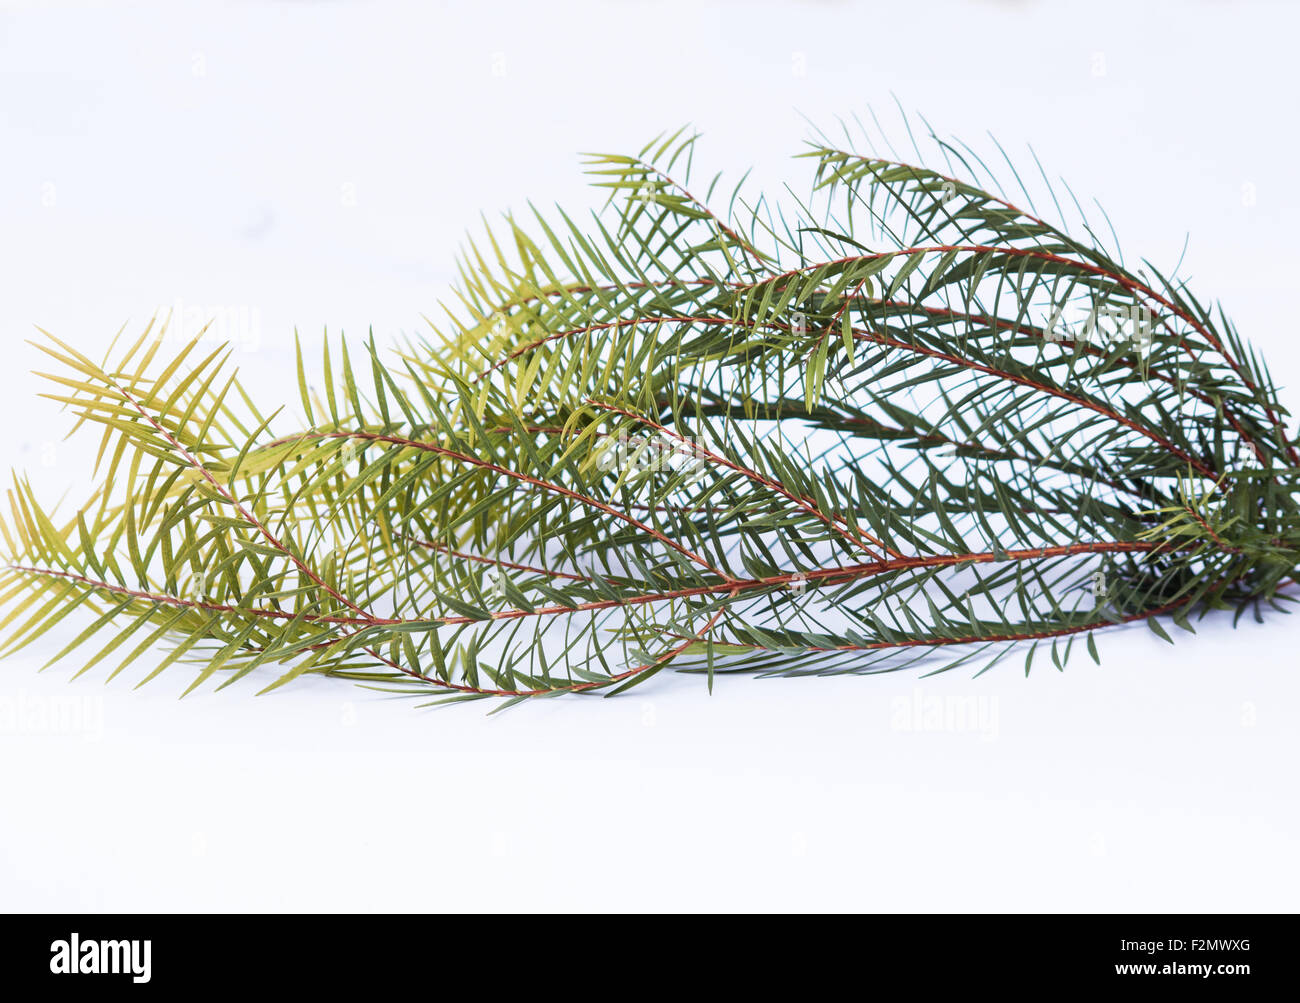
[{"x1": 4, "y1": 121, "x2": 1299, "y2": 706}]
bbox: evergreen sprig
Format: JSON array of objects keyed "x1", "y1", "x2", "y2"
[{"x1": 4, "y1": 121, "x2": 1299, "y2": 706}]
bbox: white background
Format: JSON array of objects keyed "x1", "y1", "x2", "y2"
[{"x1": 2, "y1": 0, "x2": 1298, "y2": 911}]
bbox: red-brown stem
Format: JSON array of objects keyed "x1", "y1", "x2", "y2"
[
  {"x1": 586, "y1": 397, "x2": 902, "y2": 560},
  {"x1": 679, "y1": 595, "x2": 1195, "y2": 654},
  {"x1": 1179, "y1": 505, "x2": 1226, "y2": 549},
  {"x1": 104, "y1": 377, "x2": 376, "y2": 621},
  {"x1": 872, "y1": 298, "x2": 1272, "y2": 469},
  {"x1": 6, "y1": 540, "x2": 1178, "y2": 633},
  {"x1": 820, "y1": 296, "x2": 1267, "y2": 480},
  {"x1": 264, "y1": 429, "x2": 733, "y2": 581},
  {"x1": 408, "y1": 538, "x2": 607, "y2": 583},
  {"x1": 480, "y1": 277, "x2": 721, "y2": 317},
  {"x1": 465, "y1": 304, "x2": 1216, "y2": 480},
  {"x1": 359, "y1": 603, "x2": 731, "y2": 698},
  {"x1": 3, "y1": 565, "x2": 392, "y2": 626},
  {"x1": 470, "y1": 316, "x2": 1159, "y2": 502},
  {"x1": 481, "y1": 233, "x2": 1290, "y2": 470},
  {"x1": 766, "y1": 243, "x2": 1294, "y2": 467},
  {"x1": 475, "y1": 313, "x2": 734, "y2": 381},
  {"x1": 811, "y1": 146, "x2": 1058, "y2": 232},
  {"x1": 817, "y1": 145, "x2": 1299, "y2": 468},
  {"x1": 11, "y1": 536, "x2": 1226, "y2": 697},
  {"x1": 612, "y1": 155, "x2": 766, "y2": 263},
  {"x1": 848, "y1": 324, "x2": 1217, "y2": 479},
  {"x1": 346, "y1": 539, "x2": 1173, "y2": 626}
]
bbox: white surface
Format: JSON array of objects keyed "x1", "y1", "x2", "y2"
[{"x1": 1, "y1": 0, "x2": 1298, "y2": 912}]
